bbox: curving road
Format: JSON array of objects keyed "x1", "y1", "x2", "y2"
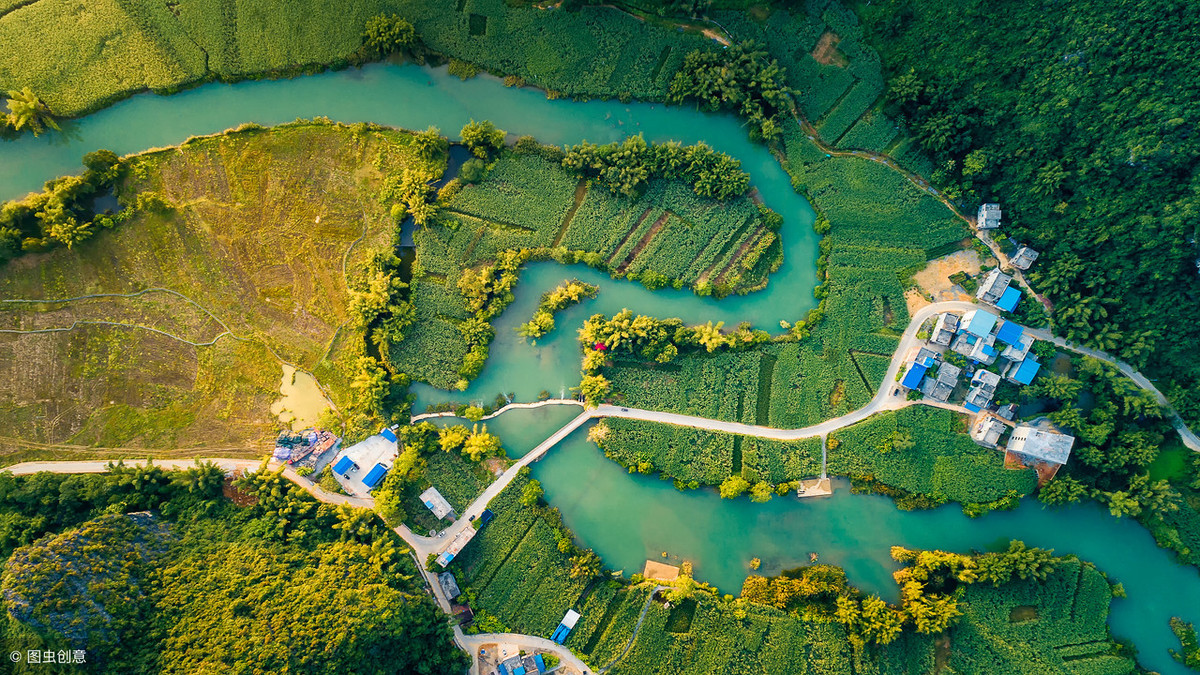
[{"x1": 458, "y1": 630, "x2": 595, "y2": 675}]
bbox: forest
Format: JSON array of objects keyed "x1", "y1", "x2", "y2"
[
  {"x1": 0, "y1": 463, "x2": 465, "y2": 673},
  {"x1": 855, "y1": 0, "x2": 1200, "y2": 427}
]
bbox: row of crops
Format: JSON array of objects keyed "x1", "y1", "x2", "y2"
[
  {"x1": 827, "y1": 406, "x2": 1037, "y2": 505},
  {"x1": 451, "y1": 474, "x2": 593, "y2": 637},
  {"x1": 0, "y1": 0, "x2": 404, "y2": 115},
  {"x1": 438, "y1": 153, "x2": 773, "y2": 290},
  {"x1": 596, "y1": 418, "x2": 823, "y2": 488},
  {"x1": 400, "y1": 0, "x2": 709, "y2": 101},
  {"x1": 403, "y1": 149, "x2": 774, "y2": 388}
]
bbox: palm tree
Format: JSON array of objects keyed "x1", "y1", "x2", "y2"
[{"x1": 5, "y1": 87, "x2": 57, "y2": 135}]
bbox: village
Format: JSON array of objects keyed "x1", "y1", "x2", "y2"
[{"x1": 897, "y1": 204, "x2": 1074, "y2": 483}]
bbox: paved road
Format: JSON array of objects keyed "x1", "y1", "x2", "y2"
[
  {"x1": 1025, "y1": 328, "x2": 1200, "y2": 451},
  {"x1": 411, "y1": 398, "x2": 584, "y2": 424}
]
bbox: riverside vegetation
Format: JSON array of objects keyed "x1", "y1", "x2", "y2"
[{"x1": 448, "y1": 469, "x2": 1136, "y2": 675}]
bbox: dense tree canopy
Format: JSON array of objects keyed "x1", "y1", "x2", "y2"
[
  {"x1": 0, "y1": 464, "x2": 467, "y2": 674},
  {"x1": 857, "y1": 0, "x2": 1200, "y2": 425}
]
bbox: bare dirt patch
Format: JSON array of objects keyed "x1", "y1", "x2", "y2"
[
  {"x1": 812, "y1": 32, "x2": 849, "y2": 67},
  {"x1": 905, "y1": 288, "x2": 931, "y2": 314},
  {"x1": 912, "y1": 249, "x2": 986, "y2": 302}
]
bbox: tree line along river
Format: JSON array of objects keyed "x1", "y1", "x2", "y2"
[{"x1": 1, "y1": 63, "x2": 1196, "y2": 674}]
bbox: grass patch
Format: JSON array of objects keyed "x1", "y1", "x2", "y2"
[{"x1": 0, "y1": 121, "x2": 425, "y2": 461}]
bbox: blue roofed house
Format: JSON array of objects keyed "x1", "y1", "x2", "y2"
[
  {"x1": 995, "y1": 286, "x2": 1022, "y2": 312},
  {"x1": 362, "y1": 463, "x2": 389, "y2": 490},
  {"x1": 901, "y1": 348, "x2": 938, "y2": 390},
  {"x1": 1005, "y1": 357, "x2": 1042, "y2": 385},
  {"x1": 380, "y1": 427, "x2": 398, "y2": 443},
  {"x1": 332, "y1": 455, "x2": 357, "y2": 477},
  {"x1": 901, "y1": 363, "x2": 928, "y2": 389},
  {"x1": 960, "y1": 309, "x2": 998, "y2": 338},
  {"x1": 994, "y1": 320, "x2": 1024, "y2": 347}
]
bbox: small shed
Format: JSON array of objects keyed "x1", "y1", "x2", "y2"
[
  {"x1": 420, "y1": 487, "x2": 454, "y2": 519},
  {"x1": 362, "y1": 463, "x2": 389, "y2": 490},
  {"x1": 380, "y1": 427, "x2": 398, "y2": 443}
]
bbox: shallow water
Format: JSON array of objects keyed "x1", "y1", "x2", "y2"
[{"x1": 270, "y1": 365, "x2": 330, "y2": 431}]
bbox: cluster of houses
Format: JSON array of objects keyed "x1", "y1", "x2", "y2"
[
  {"x1": 905, "y1": 308, "x2": 1043, "y2": 408},
  {"x1": 898, "y1": 212, "x2": 1076, "y2": 474},
  {"x1": 901, "y1": 307, "x2": 1076, "y2": 473}
]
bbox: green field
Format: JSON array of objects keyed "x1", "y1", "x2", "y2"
[
  {"x1": 602, "y1": 122, "x2": 967, "y2": 428},
  {"x1": 948, "y1": 560, "x2": 1135, "y2": 674},
  {"x1": 594, "y1": 418, "x2": 822, "y2": 488},
  {"x1": 450, "y1": 473, "x2": 595, "y2": 636},
  {"x1": 0, "y1": 0, "x2": 712, "y2": 117},
  {"x1": 828, "y1": 406, "x2": 1037, "y2": 507},
  {"x1": 398, "y1": 146, "x2": 779, "y2": 389},
  {"x1": 0, "y1": 121, "x2": 424, "y2": 462}
]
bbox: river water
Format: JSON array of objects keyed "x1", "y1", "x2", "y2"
[{"x1": 2, "y1": 63, "x2": 1196, "y2": 673}]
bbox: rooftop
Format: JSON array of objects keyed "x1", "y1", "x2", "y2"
[
  {"x1": 420, "y1": 487, "x2": 454, "y2": 519},
  {"x1": 962, "y1": 309, "x2": 998, "y2": 338},
  {"x1": 1008, "y1": 425, "x2": 1075, "y2": 465},
  {"x1": 996, "y1": 286, "x2": 1022, "y2": 312},
  {"x1": 332, "y1": 433, "x2": 400, "y2": 497},
  {"x1": 902, "y1": 362, "x2": 929, "y2": 389},
  {"x1": 994, "y1": 320, "x2": 1024, "y2": 346},
  {"x1": 1007, "y1": 357, "x2": 1042, "y2": 385}
]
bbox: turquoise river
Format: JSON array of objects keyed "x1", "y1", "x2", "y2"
[{"x1": 1, "y1": 63, "x2": 1196, "y2": 674}]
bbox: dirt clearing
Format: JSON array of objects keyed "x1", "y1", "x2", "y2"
[{"x1": 812, "y1": 32, "x2": 849, "y2": 67}]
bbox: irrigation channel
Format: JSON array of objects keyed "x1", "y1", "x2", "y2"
[{"x1": 1, "y1": 62, "x2": 1197, "y2": 673}]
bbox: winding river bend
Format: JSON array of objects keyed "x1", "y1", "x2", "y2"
[{"x1": 2, "y1": 63, "x2": 1197, "y2": 674}]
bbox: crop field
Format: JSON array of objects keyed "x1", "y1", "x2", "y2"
[
  {"x1": 827, "y1": 406, "x2": 1037, "y2": 505},
  {"x1": 836, "y1": 110, "x2": 899, "y2": 152},
  {"x1": 432, "y1": 154, "x2": 774, "y2": 291},
  {"x1": 399, "y1": 0, "x2": 710, "y2": 101},
  {"x1": 948, "y1": 560, "x2": 1134, "y2": 674},
  {"x1": 390, "y1": 281, "x2": 471, "y2": 390},
  {"x1": 602, "y1": 125, "x2": 966, "y2": 429},
  {"x1": 405, "y1": 149, "x2": 777, "y2": 388},
  {"x1": 0, "y1": 0, "x2": 719, "y2": 116},
  {"x1": 606, "y1": 351, "x2": 763, "y2": 424},
  {"x1": 0, "y1": 324, "x2": 279, "y2": 463},
  {"x1": 0, "y1": 122, "x2": 418, "y2": 460},
  {"x1": 0, "y1": 0, "x2": 400, "y2": 116},
  {"x1": 595, "y1": 418, "x2": 823, "y2": 487},
  {"x1": 452, "y1": 474, "x2": 592, "y2": 637}
]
